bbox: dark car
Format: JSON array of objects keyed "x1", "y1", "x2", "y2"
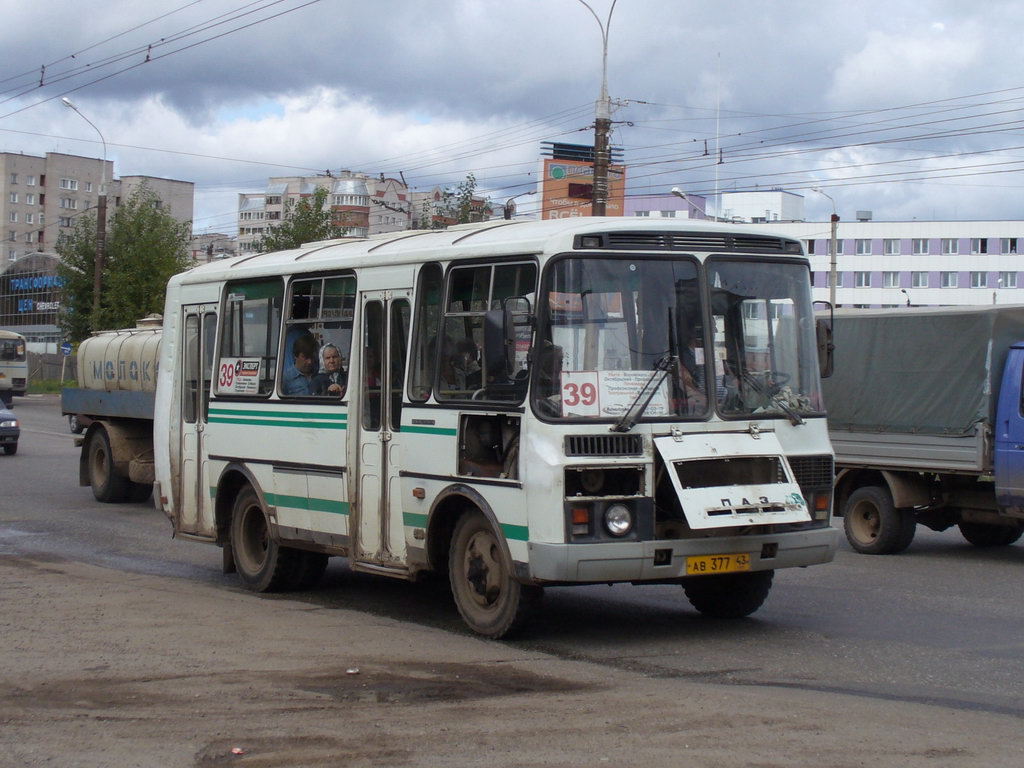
[{"x1": 0, "y1": 405, "x2": 19, "y2": 455}]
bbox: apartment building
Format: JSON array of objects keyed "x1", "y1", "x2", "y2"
[
  {"x1": 237, "y1": 173, "x2": 412, "y2": 252},
  {"x1": 1, "y1": 151, "x2": 194, "y2": 264}
]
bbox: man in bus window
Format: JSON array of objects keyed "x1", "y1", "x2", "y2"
[{"x1": 283, "y1": 332, "x2": 319, "y2": 395}]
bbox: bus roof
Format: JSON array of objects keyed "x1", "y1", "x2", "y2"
[
  {"x1": 172, "y1": 216, "x2": 803, "y2": 287},
  {"x1": 0, "y1": 329, "x2": 26, "y2": 340}
]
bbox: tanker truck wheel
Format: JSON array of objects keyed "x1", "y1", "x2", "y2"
[
  {"x1": 843, "y1": 485, "x2": 916, "y2": 554},
  {"x1": 958, "y1": 522, "x2": 1024, "y2": 547},
  {"x1": 87, "y1": 427, "x2": 130, "y2": 503}
]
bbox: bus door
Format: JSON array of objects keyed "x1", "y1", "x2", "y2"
[
  {"x1": 179, "y1": 304, "x2": 218, "y2": 536},
  {"x1": 355, "y1": 289, "x2": 412, "y2": 564}
]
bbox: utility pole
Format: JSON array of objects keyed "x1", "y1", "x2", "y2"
[
  {"x1": 829, "y1": 211, "x2": 839, "y2": 307},
  {"x1": 62, "y1": 98, "x2": 107, "y2": 319},
  {"x1": 575, "y1": 0, "x2": 617, "y2": 216}
]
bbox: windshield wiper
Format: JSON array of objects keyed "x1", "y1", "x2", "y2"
[
  {"x1": 743, "y1": 372, "x2": 804, "y2": 426},
  {"x1": 610, "y1": 354, "x2": 676, "y2": 433}
]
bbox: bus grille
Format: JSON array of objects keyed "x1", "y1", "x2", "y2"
[
  {"x1": 788, "y1": 455, "x2": 834, "y2": 488},
  {"x1": 574, "y1": 231, "x2": 802, "y2": 254},
  {"x1": 565, "y1": 434, "x2": 644, "y2": 457}
]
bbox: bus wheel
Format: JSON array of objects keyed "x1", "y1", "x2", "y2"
[
  {"x1": 449, "y1": 511, "x2": 541, "y2": 639},
  {"x1": 87, "y1": 427, "x2": 130, "y2": 503},
  {"x1": 683, "y1": 570, "x2": 774, "y2": 618},
  {"x1": 230, "y1": 485, "x2": 297, "y2": 592},
  {"x1": 290, "y1": 552, "x2": 329, "y2": 590},
  {"x1": 843, "y1": 485, "x2": 916, "y2": 554}
]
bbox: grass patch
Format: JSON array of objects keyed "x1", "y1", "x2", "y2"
[{"x1": 28, "y1": 379, "x2": 76, "y2": 394}]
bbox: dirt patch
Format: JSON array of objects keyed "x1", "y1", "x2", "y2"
[{"x1": 296, "y1": 661, "x2": 593, "y2": 704}]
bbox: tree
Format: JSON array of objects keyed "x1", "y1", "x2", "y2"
[
  {"x1": 253, "y1": 186, "x2": 347, "y2": 252},
  {"x1": 57, "y1": 184, "x2": 192, "y2": 341}
]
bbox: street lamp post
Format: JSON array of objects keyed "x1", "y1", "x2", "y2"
[
  {"x1": 574, "y1": 0, "x2": 617, "y2": 216},
  {"x1": 670, "y1": 187, "x2": 707, "y2": 219},
  {"x1": 813, "y1": 188, "x2": 840, "y2": 307},
  {"x1": 62, "y1": 97, "x2": 107, "y2": 319},
  {"x1": 503, "y1": 190, "x2": 536, "y2": 220},
  {"x1": 901, "y1": 289, "x2": 911, "y2": 307}
]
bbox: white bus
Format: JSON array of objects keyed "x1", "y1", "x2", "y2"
[
  {"x1": 153, "y1": 217, "x2": 838, "y2": 637},
  {"x1": 0, "y1": 329, "x2": 28, "y2": 406}
]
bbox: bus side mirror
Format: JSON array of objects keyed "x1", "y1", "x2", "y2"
[
  {"x1": 484, "y1": 297, "x2": 532, "y2": 380},
  {"x1": 815, "y1": 315, "x2": 831, "y2": 378}
]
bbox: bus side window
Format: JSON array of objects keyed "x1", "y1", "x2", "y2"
[{"x1": 408, "y1": 263, "x2": 443, "y2": 402}]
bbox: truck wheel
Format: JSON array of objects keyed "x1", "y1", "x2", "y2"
[
  {"x1": 683, "y1": 570, "x2": 774, "y2": 618},
  {"x1": 958, "y1": 522, "x2": 1024, "y2": 547},
  {"x1": 843, "y1": 485, "x2": 916, "y2": 554},
  {"x1": 87, "y1": 427, "x2": 130, "y2": 503},
  {"x1": 449, "y1": 510, "x2": 541, "y2": 638},
  {"x1": 230, "y1": 485, "x2": 299, "y2": 592},
  {"x1": 129, "y1": 481, "x2": 153, "y2": 504}
]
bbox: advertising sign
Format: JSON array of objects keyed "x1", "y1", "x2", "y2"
[{"x1": 541, "y1": 158, "x2": 626, "y2": 219}]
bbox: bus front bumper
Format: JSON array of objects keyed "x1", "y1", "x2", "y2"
[{"x1": 526, "y1": 526, "x2": 839, "y2": 583}]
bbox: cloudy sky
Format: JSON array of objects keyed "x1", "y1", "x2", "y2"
[{"x1": 2, "y1": 0, "x2": 1023, "y2": 233}]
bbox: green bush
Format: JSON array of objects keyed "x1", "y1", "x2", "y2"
[{"x1": 28, "y1": 379, "x2": 76, "y2": 394}]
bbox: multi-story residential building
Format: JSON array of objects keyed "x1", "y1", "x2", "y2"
[
  {"x1": 237, "y1": 173, "x2": 412, "y2": 252},
  {"x1": 625, "y1": 192, "x2": 707, "y2": 219},
  {"x1": 409, "y1": 186, "x2": 492, "y2": 228},
  {"x1": 0, "y1": 151, "x2": 194, "y2": 264}
]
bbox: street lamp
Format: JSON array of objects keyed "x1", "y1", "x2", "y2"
[
  {"x1": 901, "y1": 289, "x2": 911, "y2": 307},
  {"x1": 812, "y1": 188, "x2": 840, "y2": 307},
  {"x1": 574, "y1": 0, "x2": 617, "y2": 216},
  {"x1": 503, "y1": 190, "x2": 536, "y2": 220},
  {"x1": 670, "y1": 187, "x2": 706, "y2": 219},
  {"x1": 62, "y1": 97, "x2": 107, "y2": 319}
]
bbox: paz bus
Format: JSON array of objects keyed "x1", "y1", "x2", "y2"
[
  {"x1": 0, "y1": 329, "x2": 28, "y2": 406},
  {"x1": 153, "y1": 217, "x2": 838, "y2": 637}
]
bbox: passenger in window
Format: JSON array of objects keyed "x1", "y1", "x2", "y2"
[
  {"x1": 440, "y1": 337, "x2": 482, "y2": 391},
  {"x1": 313, "y1": 343, "x2": 347, "y2": 397},
  {"x1": 283, "y1": 332, "x2": 319, "y2": 395}
]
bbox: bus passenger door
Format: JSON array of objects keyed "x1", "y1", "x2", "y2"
[
  {"x1": 178, "y1": 305, "x2": 218, "y2": 536},
  {"x1": 355, "y1": 290, "x2": 411, "y2": 564}
]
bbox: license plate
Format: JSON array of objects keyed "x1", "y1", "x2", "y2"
[{"x1": 685, "y1": 553, "x2": 751, "y2": 575}]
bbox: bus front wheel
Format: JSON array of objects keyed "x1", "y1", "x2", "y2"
[
  {"x1": 230, "y1": 486, "x2": 298, "y2": 592},
  {"x1": 683, "y1": 570, "x2": 774, "y2": 618},
  {"x1": 449, "y1": 511, "x2": 540, "y2": 639}
]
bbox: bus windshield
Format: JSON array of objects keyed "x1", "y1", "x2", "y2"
[
  {"x1": 532, "y1": 255, "x2": 822, "y2": 423},
  {"x1": 533, "y1": 256, "x2": 707, "y2": 421},
  {"x1": 708, "y1": 258, "x2": 822, "y2": 421},
  {"x1": 0, "y1": 337, "x2": 26, "y2": 362}
]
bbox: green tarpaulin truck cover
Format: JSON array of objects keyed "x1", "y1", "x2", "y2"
[{"x1": 823, "y1": 305, "x2": 1024, "y2": 437}]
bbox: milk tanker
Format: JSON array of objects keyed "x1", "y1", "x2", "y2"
[{"x1": 61, "y1": 316, "x2": 162, "y2": 502}]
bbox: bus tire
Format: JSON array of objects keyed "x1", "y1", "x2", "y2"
[
  {"x1": 683, "y1": 570, "x2": 774, "y2": 618},
  {"x1": 958, "y1": 522, "x2": 1024, "y2": 547},
  {"x1": 230, "y1": 485, "x2": 299, "y2": 592},
  {"x1": 843, "y1": 485, "x2": 916, "y2": 554},
  {"x1": 129, "y1": 481, "x2": 153, "y2": 504},
  {"x1": 449, "y1": 510, "x2": 541, "y2": 639},
  {"x1": 87, "y1": 427, "x2": 130, "y2": 503}
]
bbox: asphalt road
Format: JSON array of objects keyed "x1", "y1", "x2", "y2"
[{"x1": 5, "y1": 394, "x2": 1024, "y2": 722}]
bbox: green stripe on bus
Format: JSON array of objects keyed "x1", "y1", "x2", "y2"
[
  {"x1": 402, "y1": 425, "x2": 457, "y2": 436},
  {"x1": 209, "y1": 408, "x2": 346, "y2": 421},
  {"x1": 402, "y1": 512, "x2": 528, "y2": 542},
  {"x1": 208, "y1": 416, "x2": 347, "y2": 429},
  {"x1": 265, "y1": 492, "x2": 349, "y2": 516}
]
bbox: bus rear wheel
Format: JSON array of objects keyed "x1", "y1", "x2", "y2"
[
  {"x1": 449, "y1": 511, "x2": 540, "y2": 639},
  {"x1": 230, "y1": 485, "x2": 298, "y2": 592}
]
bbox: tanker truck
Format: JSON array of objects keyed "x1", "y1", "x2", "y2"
[{"x1": 60, "y1": 316, "x2": 162, "y2": 503}]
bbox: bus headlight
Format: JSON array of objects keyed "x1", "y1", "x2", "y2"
[{"x1": 604, "y1": 504, "x2": 633, "y2": 537}]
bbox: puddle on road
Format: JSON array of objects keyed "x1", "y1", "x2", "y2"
[{"x1": 298, "y1": 661, "x2": 593, "y2": 704}]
